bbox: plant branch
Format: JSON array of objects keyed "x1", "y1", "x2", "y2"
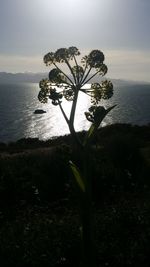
[
  {"x1": 81, "y1": 67, "x2": 92, "y2": 86},
  {"x1": 53, "y1": 62, "x2": 74, "y2": 86},
  {"x1": 65, "y1": 59, "x2": 77, "y2": 85},
  {"x1": 80, "y1": 59, "x2": 88, "y2": 84},
  {"x1": 80, "y1": 88, "x2": 92, "y2": 97},
  {"x1": 82, "y1": 70, "x2": 100, "y2": 86},
  {"x1": 68, "y1": 88, "x2": 83, "y2": 147},
  {"x1": 73, "y1": 55, "x2": 79, "y2": 84},
  {"x1": 58, "y1": 100, "x2": 69, "y2": 126},
  {"x1": 70, "y1": 87, "x2": 78, "y2": 126}
]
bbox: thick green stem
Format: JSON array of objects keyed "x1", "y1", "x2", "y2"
[
  {"x1": 80, "y1": 195, "x2": 95, "y2": 267},
  {"x1": 84, "y1": 154, "x2": 96, "y2": 267},
  {"x1": 69, "y1": 88, "x2": 83, "y2": 146},
  {"x1": 69, "y1": 124, "x2": 83, "y2": 148},
  {"x1": 70, "y1": 86, "x2": 79, "y2": 126},
  {"x1": 79, "y1": 147, "x2": 96, "y2": 267}
]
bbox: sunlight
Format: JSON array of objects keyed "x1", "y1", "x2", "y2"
[
  {"x1": 34, "y1": 0, "x2": 79, "y2": 21},
  {"x1": 35, "y1": 0, "x2": 92, "y2": 18},
  {"x1": 66, "y1": 94, "x2": 89, "y2": 134},
  {"x1": 62, "y1": 0, "x2": 82, "y2": 8},
  {"x1": 36, "y1": 0, "x2": 81, "y2": 11},
  {"x1": 33, "y1": 0, "x2": 114, "y2": 27}
]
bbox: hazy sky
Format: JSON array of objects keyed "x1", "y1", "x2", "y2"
[{"x1": 0, "y1": 0, "x2": 150, "y2": 82}]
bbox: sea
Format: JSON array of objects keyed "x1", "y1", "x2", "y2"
[{"x1": 0, "y1": 81, "x2": 150, "y2": 143}]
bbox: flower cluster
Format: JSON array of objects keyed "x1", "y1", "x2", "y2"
[
  {"x1": 55, "y1": 48, "x2": 69, "y2": 63},
  {"x1": 72, "y1": 65, "x2": 84, "y2": 81},
  {"x1": 85, "y1": 105, "x2": 106, "y2": 124},
  {"x1": 43, "y1": 46, "x2": 80, "y2": 65},
  {"x1": 38, "y1": 79, "x2": 63, "y2": 105},
  {"x1": 43, "y1": 52, "x2": 55, "y2": 66},
  {"x1": 68, "y1": 46, "x2": 80, "y2": 57},
  {"x1": 39, "y1": 47, "x2": 114, "y2": 115},
  {"x1": 90, "y1": 80, "x2": 113, "y2": 104},
  {"x1": 49, "y1": 88, "x2": 63, "y2": 105},
  {"x1": 63, "y1": 88, "x2": 75, "y2": 101},
  {"x1": 38, "y1": 79, "x2": 50, "y2": 103},
  {"x1": 86, "y1": 50, "x2": 105, "y2": 68},
  {"x1": 49, "y1": 68, "x2": 66, "y2": 84},
  {"x1": 38, "y1": 78, "x2": 75, "y2": 105},
  {"x1": 100, "y1": 80, "x2": 113, "y2": 99},
  {"x1": 96, "y1": 63, "x2": 108, "y2": 76}
]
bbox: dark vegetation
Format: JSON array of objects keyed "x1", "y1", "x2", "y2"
[{"x1": 0, "y1": 123, "x2": 150, "y2": 267}]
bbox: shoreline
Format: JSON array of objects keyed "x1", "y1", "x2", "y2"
[{"x1": 0, "y1": 122, "x2": 150, "y2": 148}]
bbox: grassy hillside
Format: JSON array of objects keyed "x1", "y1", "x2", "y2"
[{"x1": 0, "y1": 123, "x2": 150, "y2": 267}]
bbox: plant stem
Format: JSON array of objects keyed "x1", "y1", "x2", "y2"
[
  {"x1": 70, "y1": 86, "x2": 78, "y2": 126},
  {"x1": 82, "y1": 70, "x2": 100, "y2": 86},
  {"x1": 80, "y1": 59, "x2": 88, "y2": 84},
  {"x1": 73, "y1": 55, "x2": 80, "y2": 84},
  {"x1": 65, "y1": 59, "x2": 77, "y2": 84},
  {"x1": 58, "y1": 100, "x2": 69, "y2": 126},
  {"x1": 53, "y1": 62, "x2": 74, "y2": 86},
  {"x1": 79, "y1": 146, "x2": 96, "y2": 267},
  {"x1": 81, "y1": 67, "x2": 92, "y2": 85}
]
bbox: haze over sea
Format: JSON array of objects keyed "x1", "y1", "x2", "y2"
[{"x1": 0, "y1": 80, "x2": 150, "y2": 143}]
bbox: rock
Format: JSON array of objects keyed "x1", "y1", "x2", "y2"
[{"x1": 34, "y1": 109, "x2": 46, "y2": 114}]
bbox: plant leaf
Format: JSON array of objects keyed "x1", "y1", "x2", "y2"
[
  {"x1": 83, "y1": 124, "x2": 95, "y2": 146},
  {"x1": 69, "y1": 161, "x2": 85, "y2": 192},
  {"x1": 84, "y1": 104, "x2": 117, "y2": 146}
]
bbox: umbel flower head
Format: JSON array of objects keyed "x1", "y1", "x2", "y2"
[
  {"x1": 90, "y1": 80, "x2": 113, "y2": 105},
  {"x1": 43, "y1": 52, "x2": 55, "y2": 66},
  {"x1": 85, "y1": 105, "x2": 106, "y2": 123},
  {"x1": 86, "y1": 50, "x2": 105, "y2": 68},
  {"x1": 55, "y1": 48, "x2": 69, "y2": 63},
  {"x1": 68, "y1": 46, "x2": 80, "y2": 57},
  {"x1": 38, "y1": 47, "x2": 114, "y2": 121},
  {"x1": 85, "y1": 104, "x2": 116, "y2": 127},
  {"x1": 49, "y1": 68, "x2": 66, "y2": 83}
]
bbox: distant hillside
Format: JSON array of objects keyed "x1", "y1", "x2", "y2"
[
  {"x1": 0, "y1": 72, "x2": 48, "y2": 83},
  {"x1": 0, "y1": 72, "x2": 149, "y2": 86}
]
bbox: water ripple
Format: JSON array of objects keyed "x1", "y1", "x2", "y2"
[{"x1": 0, "y1": 83, "x2": 150, "y2": 142}]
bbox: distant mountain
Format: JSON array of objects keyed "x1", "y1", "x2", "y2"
[
  {"x1": 0, "y1": 72, "x2": 48, "y2": 84},
  {"x1": 0, "y1": 72, "x2": 149, "y2": 86}
]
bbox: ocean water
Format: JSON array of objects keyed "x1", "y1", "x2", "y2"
[{"x1": 0, "y1": 82, "x2": 150, "y2": 143}]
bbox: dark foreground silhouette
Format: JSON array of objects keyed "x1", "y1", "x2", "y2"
[{"x1": 0, "y1": 123, "x2": 150, "y2": 267}]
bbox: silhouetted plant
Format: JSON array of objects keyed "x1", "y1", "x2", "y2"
[{"x1": 38, "y1": 46, "x2": 115, "y2": 267}]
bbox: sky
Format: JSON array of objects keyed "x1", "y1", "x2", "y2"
[{"x1": 0, "y1": 0, "x2": 150, "y2": 82}]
